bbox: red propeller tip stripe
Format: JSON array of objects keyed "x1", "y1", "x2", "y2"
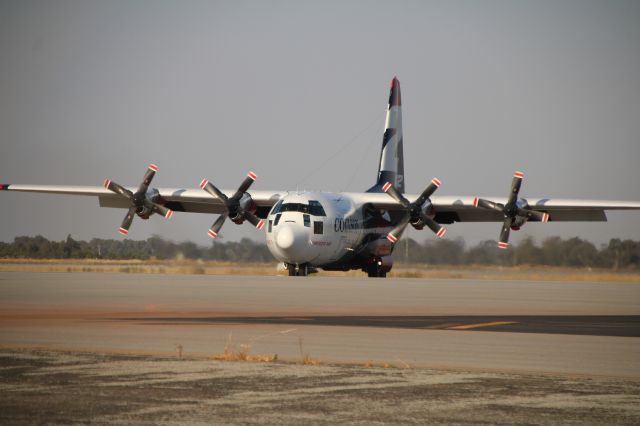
[
  {"x1": 118, "y1": 228, "x2": 129, "y2": 236},
  {"x1": 207, "y1": 229, "x2": 218, "y2": 239},
  {"x1": 497, "y1": 242, "x2": 510, "y2": 249},
  {"x1": 149, "y1": 164, "x2": 158, "y2": 172},
  {"x1": 386, "y1": 233, "x2": 398, "y2": 243},
  {"x1": 382, "y1": 182, "x2": 392, "y2": 192},
  {"x1": 436, "y1": 228, "x2": 446, "y2": 238},
  {"x1": 256, "y1": 220, "x2": 265, "y2": 230},
  {"x1": 103, "y1": 179, "x2": 111, "y2": 189},
  {"x1": 199, "y1": 179, "x2": 208, "y2": 189},
  {"x1": 473, "y1": 197, "x2": 478, "y2": 207},
  {"x1": 514, "y1": 171, "x2": 524, "y2": 178},
  {"x1": 543, "y1": 213, "x2": 549, "y2": 223},
  {"x1": 247, "y1": 171, "x2": 257, "y2": 181},
  {"x1": 431, "y1": 178, "x2": 441, "y2": 187},
  {"x1": 165, "y1": 210, "x2": 173, "y2": 219}
]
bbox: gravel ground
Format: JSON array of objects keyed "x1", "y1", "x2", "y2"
[{"x1": 1, "y1": 349, "x2": 639, "y2": 425}]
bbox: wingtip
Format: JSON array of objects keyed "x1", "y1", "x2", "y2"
[{"x1": 0, "y1": 183, "x2": 9, "y2": 190}]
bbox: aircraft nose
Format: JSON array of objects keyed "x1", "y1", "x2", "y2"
[
  {"x1": 276, "y1": 226, "x2": 296, "y2": 250},
  {"x1": 274, "y1": 223, "x2": 311, "y2": 262}
]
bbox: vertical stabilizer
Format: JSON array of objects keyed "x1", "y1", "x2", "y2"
[{"x1": 368, "y1": 76, "x2": 405, "y2": 193}]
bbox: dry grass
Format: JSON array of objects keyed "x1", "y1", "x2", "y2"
[
  {"x1": 210, "y1": 334, "x2": 277, "y2": 363},
  {"x1": 0, "y1": 258, "x2": 639, "y2": 282}
]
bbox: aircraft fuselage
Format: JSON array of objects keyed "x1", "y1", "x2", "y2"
[{"x1": 265, "y1": 191, "x2": 397, "y2": 273}]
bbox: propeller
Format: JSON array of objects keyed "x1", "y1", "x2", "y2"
[
  {"x1": 382, "y1": 178, "x2": 446, "y2": 244},
  {"x1": 473, "y1": 171, "x2": 549, "y2": 249},
  {"x1": 103, "y1": 164, "x2": 173, "y2": 236},
  {"x1": 199, "y1": 171, "x2": 265, "y2": 239}
]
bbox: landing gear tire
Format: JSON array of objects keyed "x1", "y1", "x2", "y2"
[
  {"x1": 366, "y1": 265, "x2": 386, "y2": 278},
  {"x1": 287, "y1": 263, "x2": 309, "y2": 277}
]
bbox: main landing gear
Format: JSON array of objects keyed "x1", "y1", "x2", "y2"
[
  {"x1": 364, "y1": 257, "x2": 389, "y2": 278},
  {"x1": 287, "y1": 263, "x2": 310, "y2": 277},
  {"x1": 366, "y1": 264, "x2": 387, "y2": 278}
]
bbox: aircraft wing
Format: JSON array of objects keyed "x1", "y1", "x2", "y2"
[
  {"x1": 0, "y1": 184, "x2": 284, "y2": 216},
  {"x1": 348, "y1": 192, "x2": 640, "y2": 223},
  {"x1": 430, "y1": 196, "x2": 640, "y2": 223}
]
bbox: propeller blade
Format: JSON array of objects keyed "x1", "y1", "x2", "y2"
[
  {"x1": 498, "y1": 217, "x2": 512, "y2": 248},
  {"x1": 423, "y1": 217, "x2": 446, "y2": 238},
  {"x1": 145, "y1": 200, "x2": 173, "y2": 219},
  {"x1": 103, "y1": 179, "x2": 133, "y2": 199},
  {"x1": 119, "y1": 207, "x2": 136, "y2": 236},
  {"x1": 385, "y1": 216, "x2": 410, "y2": 244},
  {"x1": 244, "y1": 211, "x2": 265, "y2": 230},
  {"x1": 414, "y1": 178, "x2": 441, "y2": 207},
  {"x1": 207, "y1": 213, "x2": 228, "y2": 239},
  {"x1": 473, "y1": 197, "x2": 504, "y2": 213},
  {"x1": 382, "y1": 182, "x2": 411, "y2": 209},
  {"x1": 518, "y1": 208, "x2": 549, "y2": 223},
  {"x1": 232, "y1": 171, "x2": 257, "y2": 199},
  {"x1": 137, "y1": 164, "x2": 158, "y2": 194},
  {"x1": 200, "y1": 179, "x2": 229, "y2": 203},
  {"x1": 507, "y1": 171, "x2": 524, "y2": 205}
]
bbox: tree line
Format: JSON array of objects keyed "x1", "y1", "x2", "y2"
[
  {"x1": 393, "y1": 236, "x2": 639, "y2": 269},
  {"x1": 0, "y1": 235, "x2": 638, "y2": 269}
]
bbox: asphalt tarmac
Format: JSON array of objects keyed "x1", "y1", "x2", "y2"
[
  {"x1": 1, "y1": 272, "x2": 639, "y2": 377},
  {"x1": 122, "y1": 315, "x2": 640, "y2": 337}
]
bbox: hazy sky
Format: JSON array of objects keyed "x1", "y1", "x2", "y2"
[{"x1": 1, "y1": 0, "x2": 639, "y2": 247}]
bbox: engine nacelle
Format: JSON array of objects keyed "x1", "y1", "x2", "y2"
[
  {"x1": 410, "y1": 199, "x2": 434, "y2": 230},
  {"x1": 510, "y1": 198, "x2": 529, "y2": 230},
  {"x1": 134, "y1": 188, "x2": 161, "y2": 220},
  {"x1": 231, "y1": 192, "x2": 256, "y2": 224}
]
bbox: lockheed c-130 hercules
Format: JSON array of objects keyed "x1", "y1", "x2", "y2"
[{"x1": 3, "y1": 77, "x2": 640, "y2": 277}]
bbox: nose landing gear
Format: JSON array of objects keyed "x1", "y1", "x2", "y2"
[{"x1": 287, "y1": 263, "x2": 310, "y2": 277}]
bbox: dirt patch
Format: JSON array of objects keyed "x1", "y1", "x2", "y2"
[{"x1": 1, "y1": 348, "x2": 639, "y2": 425}]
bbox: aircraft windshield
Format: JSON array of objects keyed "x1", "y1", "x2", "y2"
[{"x1": 271, "y1": 200, "x2": 326, "y2": 216}]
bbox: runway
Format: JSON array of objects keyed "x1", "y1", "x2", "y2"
[
  {"x1": 121, "y1": 315, "x2": 640, "y2": 337},
  {"x1": 1, "y1": 272, "x2": 639, "y2": 377}
]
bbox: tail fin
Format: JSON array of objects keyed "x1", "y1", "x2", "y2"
[{"x1": 368, "y1": 76, "x2": 405, "y2": 193}]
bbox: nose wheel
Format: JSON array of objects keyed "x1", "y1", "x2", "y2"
[{"x1": 287, "y1": 263, "x2": 309, "y2": 277}]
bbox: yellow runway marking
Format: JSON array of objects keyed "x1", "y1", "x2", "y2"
[{"x1": 448, "y1": 321, "x2": 517, "y2": 330}]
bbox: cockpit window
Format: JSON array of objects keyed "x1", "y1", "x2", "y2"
[
  {"x1": 280, "y1": 203, "x2": 309, "y2": 213},
  {"x1": 308, "y1": 200, "x2": 326, "y2": 216},
  {"x1": 270, "y1": 200, "x2": 284, "y2": 215},
  {"x1": 271, "y1": 200, "x2": 326, "y2": 216}
]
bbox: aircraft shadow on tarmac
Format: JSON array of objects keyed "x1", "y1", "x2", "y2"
[{"x1": 114, "y1": 315, "x2": 640, "y2": 338}]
